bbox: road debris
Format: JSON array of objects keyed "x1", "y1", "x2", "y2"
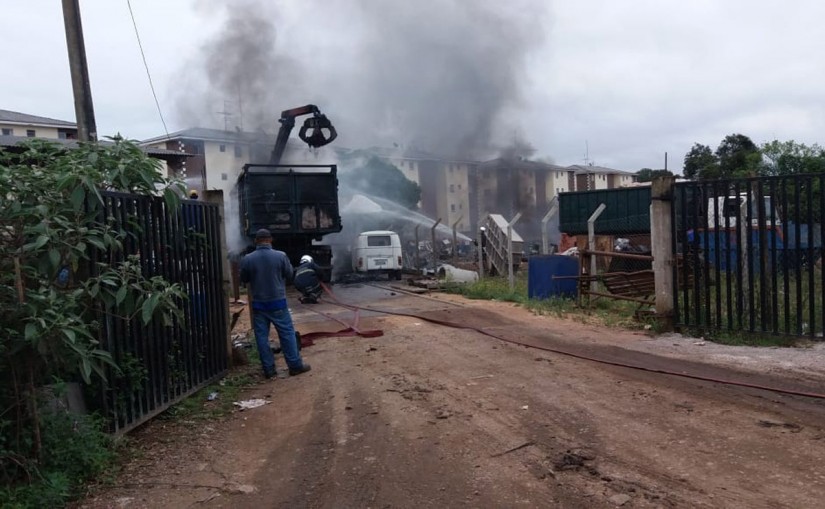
[
  {"x1": 609, "y1": 493, "x2": 632, "y2": 506},
  {"x1": 233, "y1": 399, "x2": 271, "y2": 411},
  {"x1": 207, "y1": 392, "x2": 219, "y2": 401},
  {"x1": 490, "y1": 441, "x2": 535, "y2": 458}
]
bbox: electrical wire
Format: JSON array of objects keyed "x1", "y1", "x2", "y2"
[{"x1": 126, "y1": 0, "x2": 169, "y2": 137}]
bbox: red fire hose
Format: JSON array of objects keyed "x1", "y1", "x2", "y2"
[{"x1": 306, "y1": 283, "x2": 825, "y2": 401}]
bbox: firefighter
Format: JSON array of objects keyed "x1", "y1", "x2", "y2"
[{"x1": 294, "y1": 255, "x2": 323, "y2": 304}]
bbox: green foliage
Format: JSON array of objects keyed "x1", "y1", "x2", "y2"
[
  {"x1": 683, "y1": 143, "x2": 718, "y2": 180},
  {"x1": 0, "y1": 410, "x2": 114, "y2": 508},
  {"x1": 760, "y1": 139, "x2": 825, "y2": 176},
  {"x1": 340, "y1": 156, "x2": 422, "y2": 209},
  {"x1": 0, "y1": 137, "x2": 186, "y2": 505},
  {"x1": 715, "y1": 133, "x2": 760, "y2": 178},
  {"x1": 636, "y1": 168, "x2": 674, "y2": 183}
]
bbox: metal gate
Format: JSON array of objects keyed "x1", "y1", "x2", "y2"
[
  {"x1": 672, "y1": 175, "x2": 824, "y2": 339},
  {"x1": 93, "y1": 192, "x2": 229, "y2": 432}
]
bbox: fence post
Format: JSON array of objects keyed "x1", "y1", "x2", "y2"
[
  {"x1": 739, "y1": 196, "x2": 749, "y2": 313},
  {"x1": 431, "y1": 218, "x2": 441, "y2": 274},
  {"x1": 204, "y1": 190, "x2": 233, "y2": 366},
  {"x1": 541, "y1": 196, "x2": 560, "y2": 255},
  {"x1": 452, "y1": 215, "x2": 463, "y2": 262},
  {"x1": 651, "y1": 177, "x2": 675, "y2": 328},
  {"x1": 477, "y1": 213, "x2": 488, "y2": 280},
  {"x1": 507, "y1": 212, "x2": 523, "y2": 291},
  {"x1": 414, "y1": 224, "x2": 420, "y2": 273},
  {"x1": 587, "y1": 204, "x2": 607, "y2": 294}
]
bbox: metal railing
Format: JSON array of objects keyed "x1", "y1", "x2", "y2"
[
  {"x1": 92, "y1": 191, "x2": 229, "y2": 432},
  {"x1": 672, "y1": 175, "x2": 824, "y2": 339}
]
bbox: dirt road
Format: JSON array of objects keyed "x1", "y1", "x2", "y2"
[{"x1": 81, "y1": 284, "x2": 825, "y2": 508}]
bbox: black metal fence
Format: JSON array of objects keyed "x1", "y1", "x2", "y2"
[
  {"x1": 672, "y1": 175, "x2": 824, "y2": 339},
  {"x1": 93, "y1": 191, "x2": 228, "y2": 433}
]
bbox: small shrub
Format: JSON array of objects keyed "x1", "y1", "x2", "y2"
[{"x1": 0, "y1": 410, "x2": 114, "y2": 508}]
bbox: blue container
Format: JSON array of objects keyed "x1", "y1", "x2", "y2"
[{"x1": 528, "y1": 255, "x2": 579, "y2": 300}]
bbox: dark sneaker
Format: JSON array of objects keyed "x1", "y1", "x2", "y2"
[
  {"x1": 264, "y1": 369, "x2": 277, "y2": 379},
  {"x1": 288, "y1": 364, "x2": 312, "y2": 376}
]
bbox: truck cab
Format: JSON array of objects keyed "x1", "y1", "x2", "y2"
[{"x1": 352, "y1": 231, "x2": 403, "y2": 280}]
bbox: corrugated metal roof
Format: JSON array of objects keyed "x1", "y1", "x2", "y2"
[
  {"x1": 568, "y1": 164, "x2": 634, "y2": 175},
  {"x1": 141, "y1": 127, "x2": 272, "y2": 145},
  {"x1": 0, "y1": 109, "x2": 76, "y2": 127},
  {"x1": 0, "y1": 135, "x2": 194, "y2": 157}
]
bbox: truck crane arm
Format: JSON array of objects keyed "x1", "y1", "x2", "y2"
[{"x1": 269, "y1": 104, "x2": 338, "y2": 165}]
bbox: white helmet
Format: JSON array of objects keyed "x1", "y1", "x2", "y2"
[{"x1": 300, "y1": 255, "x2": 313, "y2": 264}]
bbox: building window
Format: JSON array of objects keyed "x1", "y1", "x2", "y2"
[
  {"x1": 457, "y1": 184, "x2": 462, "y2": 190},
  {"x1": 234, "y1": 145, "x2": 242, "y2": 158},
  {"x1": 26, "y1": 129, "x2": 36, "y2": 137},
  {"x1": 221, "y1": 173, "x2": 228, "y2": 181},
  {"x1": 219, "y1": 144, "x2": 226, "y2": 152},
  {"x1": 449, "y1": 184, "x2": 455, "y2": 193},
  {"x1": 1, "y1": 128, "x2": 12, "y2": 136},
  {"x1": 459, "y1": 203, "x2": 463, "y2": 210},
  {"x1": 450, "y1": 204, "x2": 456, "y2": 212}
]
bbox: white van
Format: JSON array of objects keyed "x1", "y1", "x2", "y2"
[{"x1": 352, "y1": 230, "x2": 403, "y2": 280}]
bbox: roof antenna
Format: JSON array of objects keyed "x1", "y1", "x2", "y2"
[
  {"x1": 583, "y1": 140, "x2": 591, "y2": 166},
  {"x1": 217, "y1": 100, "x2": 233, "y2": 131}
]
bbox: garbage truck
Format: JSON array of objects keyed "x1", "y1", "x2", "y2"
[{"x1": 234, "y1": 105, "x2": 342, "y2": 281}]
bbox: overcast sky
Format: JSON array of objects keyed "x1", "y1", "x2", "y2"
[{"x1": 3, "y1": 1, "x2": 824, "y2": 172}]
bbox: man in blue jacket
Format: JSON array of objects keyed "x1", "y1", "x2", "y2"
[{"x1": 240, "y1": 229, "x2": 311, "y2": 379}]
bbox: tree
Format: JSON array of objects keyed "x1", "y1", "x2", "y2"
[
  {"x1": 760, "y1": 140, "x2": 825, "y2": 176},
  {"x1": 0, "y1": 138, "x2": 186, "y2": 500},
  {"x1": 682, "y1": 143, "x2": 717, "y2": 179},
  {"x1": 715, "y1": 133, "x2": 760, "y2": 178},
  {"x1": 341, "y1": 157, "x2": 421, "y2": 210},
  {"x1": 636, "y1": 168, "x2": 674, "y2": 182}
]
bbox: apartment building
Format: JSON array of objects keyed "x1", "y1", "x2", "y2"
[
  {"x1": 141, "y1": 128, "x2": 331, "y2": 196},
  {"x1": 0, "y1": 109, "x2": 77, "y2": 140},
  {"x1": 570, "y1": 165, "x2": 636, "y2": 190}
]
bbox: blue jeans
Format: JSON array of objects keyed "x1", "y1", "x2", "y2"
[{"x1": 252, "y1": 307, "x2": 304, "y2": 375}]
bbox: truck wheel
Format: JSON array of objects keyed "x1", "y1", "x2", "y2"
[{"x1": 393, "y1": 270, "x2": 402, "y2": 281}]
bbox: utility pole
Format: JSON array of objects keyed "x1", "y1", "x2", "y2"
[{"x1": 62, "y1": 0, "x2": 97, "y2": 142}]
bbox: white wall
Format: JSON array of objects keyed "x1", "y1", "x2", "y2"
[{"x1": 0, "y1": 123, "x2": 60, "y2": 139}]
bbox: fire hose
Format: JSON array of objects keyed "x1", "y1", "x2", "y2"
[{"x1": 300, "y1": 283, "x2": 825, "y2": 401}]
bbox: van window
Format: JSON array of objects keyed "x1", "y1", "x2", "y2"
[{"x1": 367, "y1": 235, "x2": 392, "y2": 247}]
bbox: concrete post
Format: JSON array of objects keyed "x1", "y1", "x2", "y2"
[
  {"x1": 651, "y1": 177, "x2": 676, "y2": 327},
  {"x1": 204, "y1": 190, "x2": 234, "y2": 367},
  {"x1": 507, "y1": 212, "x2": 523, "y2": 291},
  {"x1": 431, "y1": 218, "x2": 442, "y2": 274},
  {"x1": 541, "y1": 196, "x2": 560, "y2": 255},
  {"x1": 587, "y1": 204, "x2": 607, "y2": 294}
]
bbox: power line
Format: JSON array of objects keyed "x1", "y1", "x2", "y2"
[{"x1": 126, "y1": 0, "x2": 168, "y2": 137}]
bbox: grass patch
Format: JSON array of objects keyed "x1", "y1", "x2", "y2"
[
  {"x1": 686, "y1": 329, "x2": 800, "y2": 347},
  {"x1": 161, "y1": 371, "x2": 258, "y2": 421},
  {"x1": 163, "y1": 337, "x2": 262, "y2": 421},
  {"x1": 442, "y1": 274, "x2": 649, "y2": 328}
]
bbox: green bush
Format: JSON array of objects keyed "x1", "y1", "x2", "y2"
[
  {"x1": 0, "y1": 410, "x2": 114, "y2": 508},
  {"x1": 0, "y1": 138, "x2": 185, "y2": 507}
]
